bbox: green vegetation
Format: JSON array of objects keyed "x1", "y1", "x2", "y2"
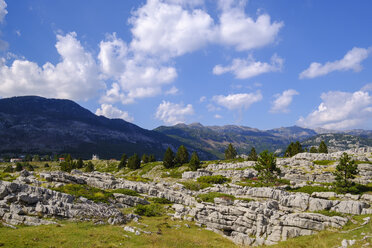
[
  {"x1": 318, "y1": 140, "x2": 328, "y2": 153},
  {"x1": 247, "y1": 147, "x2": 258, "y2": 161},
  {"x1": 313, "y1": 160, "x2": 335, "y2": 165},
  {"x1": 288, "y1": 185, "x2": 332, "y2": 194},
  {"x1": 124, "y1": 175, "x2": 152, "y2": 182},
  {"x1": 239, "y1": 178, "x2": 290, "y2": 187},
  {"x1": 284, "y1": 141, "x2": 303, "y2": 157},
  {"x1": 189, "y1": 152, "x2": 201, "y2": 171},
  {"x1": 309, "y1": 146, "x2": 318, "y2": 153},
  {"x1": 85, "y1": 161, "x2": 95, "y2": 172},
  {"x1": 118, "y1": 153, "x2": 127, "y2": 170},
  {"x1": 197, "y1": 175, "x2": 230, "y2": 184},
  {"x1": 334, "y1": 153, "x2": 358, "y2": 189},
  {"x1": 181, "y1": 181, "x2": 211, "y2": 191},
  {"x1": 134, "y1": 204, "x2": 164, "y2": 217},
  {"x1": 224, "y1": 143, "x2": 237, "y2": 160},
  {"x1": 142, "y1": 154, "x2": 149, "y2": 164},
  {"x1": 253, "y1": 150, "x2": 281, "y2": 183},
  {"x1": 150, "y1": 197, "x2": 172, "y2": 204},
  {"x1": 0, "y1": 171, "x2": 17, "y2": 181},
  {"x1": 0, "y1": 217, "x2": 238, "y2": 248},
  {"x1": 51, "y1": 184, "x2": 112, "y2": 203},
  {"x1": 312, "y1": 210, "x2": 344, "y2": 217},
  {"x1": 175, "y1": 145, "x2": 189, "y2": 166},
  {"x1": 163, "y1": 147, "x2": 175, "y2": 169},
  {"x1": 161, "y1": 170, "x2": 183, "y2": 179},
  {"x1": 127, "y1": 153, "x2": 141, "y2": 170},
  {"x1": 111, "y1": 188, "x2": 140, "y2": 197},
  {"x1": 198, "y1": 192, "x2": 235, "y2": 203}
]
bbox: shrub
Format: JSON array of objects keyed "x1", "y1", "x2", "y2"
[
  {"x1": 163, "y1": 147, "x2": 175, "y2": 169},
  {"x1": 253, "y1": 150, "x2": 280, "y2": 183},
  {"x1": 313, "y1": 210, "x2": 343, "y2": 217},
  {"x1": 151, "y1": 197, "x2": 172, "y2": 204},
  {"x1": 189, "y1": 152, "x2": 201, "y2": 171},
  {"x1": 134, "y1": 204, "x2": 164, "y2": 217},
  {"x1": 313, "y1": 160, "x2": 334, "y2": 165},
  {"x1": 288, "y1": 185, "x2": 332, "y2": 194},
  {"x1": 44, "y1": 163, "x2": 50, "y2": 168},
  {"x1": 111, "y1": 188, "x2": 140, "y2": 196},
  {"x1": 3, "y1": 165, "x2": 13, "y2": 173},
  {"x1": 118, "y1": 153, "x2": 127, "y2": 170},
  {"x1": 127, "y1": 154, "x2": 141, "y2": 170},
  {"x1": 161, "y1": 170, "x2": 182, "y2": 178},
  {"x1": 85, "y1": 161, "x2": 95, "y2": 172},
  {"x1": 52, "y1": 184, "x2": 112, "y2": 203},
  {"x1": 197, "y1": 175, "x2": 230, "y2": 184},
  {"x1": 15, "y1": 163, "x2": 23, "y2": 172},
  {"x1": 198, "y1": 192, "x2": 235, "y2": 203},
  {"x1": 181, "y1": 181, "x2": 211, "y2": 191}
]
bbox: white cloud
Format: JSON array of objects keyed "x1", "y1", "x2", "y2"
[
  {"x1": 199, "y1": 96, "x2": 206, "y2": 102},
  {"x1": 270, "y1": 89, "x2": 299, "y2": 113},
  {"x1": 130, "y1": 0, "x2": 215, "y2": 59},
  {"x1": 165, "y1": 86, "x2": 179, "y2": 95},
  {"x1": 361, "y1": 83, "x2": 372, "y2": 92},
  {"x1": 212, "y1": 92, "x2": 262, "y2": 110},
  {"x1": 0, "y1": 0, "x2": 7, "y2": 23},
  {"x1": 297, "y1": 89, "x2": 372, "y2": 130},
  {"x1": 217, "y1": 0, "x2": 283, "y2": 51},
  {"x1": 214, "y1": 114, "x2": 222, "y2": 119},
  {"x1": 155, "y1": 100, "x2": 194, "y2": 125},
  {"x1": 300, "y1": 47, "x2": 371, "y2": 79},
  {"x1": 0, "y1": 32, "x2": 104, "y2": 100},
  {"x1": 213, "y1": 54, "x2": 283, "y2": 79},
  {"x1": 95, "y1": 104, "x2": 134, "y2": 122}
]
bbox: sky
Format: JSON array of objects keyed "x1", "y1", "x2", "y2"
[{"x1": 0, "y1": 0, "x2": 371, "y2": 130}]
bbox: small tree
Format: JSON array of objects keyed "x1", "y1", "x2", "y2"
[
  {"x1": 118, "y1": 153, "x2": 127, "y2": 170},
  {"x1": 309, "y1": 146, "x2": 318, "y2": 153},
  {"x1": 163, "y1": 147, "x2": 175, "y2": 169},
  {"x1": 85, "y1": 161, "x2": 95, "y2": 172},
  {"x1": 333, "y1": 153, "x2": 358, "y2": 188},
  {"x1": 225, "y1": 143, "x2": 237, "y2": 160},
  {"x1": 247, "y1": 147, "x2": 258, "y2": 161},
  {"x1": 141, "y1": 154, "x2": 149, "y2": 164},
  {"x1": 253, "y1": 150, "x2": 281, "y2": 184},
  {"x1": 189, "y1": 152, "x2": 201, "y2": 171},
  {"x1": 127, "y1": 153, "x2": 141, "y2": 170},
  {"x1": 148, "y1": 154, "x2": 156, "y2": 162},
  {"x1": 33, "y1": 155, "x2": 40, "y2": 162},
  {"x1": 15, "y1": 163, "x2": 23, "y2": 172},
  {"x1": 318, "y1": 141, "x2": 328, "y2": 154},
  {"x1": 284, "y1": 141, "x2": 303, "y2": 157},
  {"x1": 76, "y1": 158, "x2": 84, "y2": 169},
  {"x1": 60, "y1": 161, "x2": 72, "y2": 172},
  {"x1": 175, "y1": 145, "x2": 189, "y2": 166}
]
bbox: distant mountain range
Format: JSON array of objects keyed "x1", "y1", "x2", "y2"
[{"x1": 0, "y1": 96, "x2": 370, "y2": 160}]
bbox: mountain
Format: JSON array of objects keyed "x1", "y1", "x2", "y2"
[
  {"x1": 0, "y1": 96, "x2": 214, "y2": 159},
  {"x1": 154, "y1": 123, "x2": 372, "y2": 158}
]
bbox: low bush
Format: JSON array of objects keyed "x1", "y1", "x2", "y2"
[
  {"x1": 151, "y1": 197, "x2": 172, "y2": 204},
  {"x1": 180, "y1": 181, "x2": 211, "y2": 191},
  {"x1": 111, "y1": 188, "x2": 140, "y2": 197},
  {"x1": 197, "y1": 175, "x2": 230, "y2": 184},
  {"x1": 288, "y1": 185, "x2": 332, "y2": 194},
  {"x1": 0, "y1": 172, "x2": 17, "y2": 181},
  {"x1": 124, "y1": 176, "x2": 152, "y2": 182},
  {"x1": 134, "y1": 204, "x2": 164, "y2": 217},
  {"x1": 3, "y1": 165, "x2": 14, "y2": 173},
  {"x1": 334, "y1": 183, "x2": 372, "y2": 195},
  {"x1": 52, "y1": 184, "x2": 112, "y2": 203},
  {"x1": 161, "y1": 170, "x2": 182, "y2": 178},
  {"x1": 313, "y1": 160, "x2": 335, "y2": 166},
  {"x1": 197, "y1": 192, "x2": 235, "y2": 203}
]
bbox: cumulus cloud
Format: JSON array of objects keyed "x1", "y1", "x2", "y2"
[
  {"x1": 165, "y1": 86, "x2": 179, "y2": 95},
  {"x1": 213, "y1": 54, "x2": 283, "y2": 79},
  {"x1": 214, "y1": 114, "x2": 222, "y2": 119},
  {"x1": 155, "y1": 100, "x2": 194, "y2": 125},
  {"x1": 95, "y1": 103, "x2": 134, "y2": 122},
  {"x1": 0, "y1": 0, "x2": 7, "y2": 23},
  {"x1": 217, "y1": 0, "x2": 283, "y2": 51},
  {"x1": 212, "y1": 92, "x2": 262, "y2": 110},
  {"x1": 300, "y1": 47, "x2": 371, "y2": 79},
  {"x1": 270, "y1": 89, "x2": 299, "y2": 113},
  {"x1": 0, "y1": 32, "x2": 104, "y2": 100},
  {"x1": 297, "y1": 88, "x2": 372, "y2": 130},
  {"x1": 361, "y1": 83, "x2": 372, "y2": 92}
]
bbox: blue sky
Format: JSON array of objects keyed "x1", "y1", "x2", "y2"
[{"x1": 0, "y1": 0, "x2": 371, "y2": 130}]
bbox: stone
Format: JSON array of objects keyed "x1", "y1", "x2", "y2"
[
  {"x1": 0, "y1": 184, "x2": 8, "y2": 199},
  {"x1": 308, "y1": 198, "x2": 333, "y2": 211},
  {"x1": 311, "y1": 192, "x2": 337, "y2": 199},
  {"x1": 18, "y1": 193, "x2": 39, "y2": 205},
  {"x1": 331, "y1": 200, "x2": 369, "y2": 215}
]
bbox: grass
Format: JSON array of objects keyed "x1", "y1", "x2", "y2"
[
  {"x1": 238, "y1": 178, "x2": 290, "y2": 188},
  {"x1": 312, "y1": 210, "x2": 344, "y2": 217},
  {"x1": 288, "y1": 185, "x2": 333, "y2": 194},
  {"x1": 266, "y1": 214, "x2": 372, "y2": 248},
  {"x1": 150, "y1": 197, "x2": 173, "y2": 204},
  {"x1": 197, "y1": 175, "x2": 231, "y2": 184},
  {"x1": 134, "y1": 204, "x2": 165, "y2": 217},
  {"x1": 313, "y1": 160, "x2": 335, "y2": 166},
  {"x1": 110, "y1": 188, "x2": 140, "y2": 197},
  {"x1": 181, "y1": 181, "x2": 211, "y2": 191},
  {"x1": 123, "y1": 175, "x2": 152, "y2": 182},
  {"x1": 0, "y1": 217, "x2": 238, "y2": 248},
  {"x1": 0, "y1": 171, "x2": 17, "y2": 181},
  {"x1": 197, "y1": 192, "x2": 235, "y2": 203}
]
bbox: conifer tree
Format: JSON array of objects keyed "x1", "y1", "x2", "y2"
[
  {"x1": 76, "y1": 158, "x2": 84, "y2": 169},
  {"x1": 310, "y1": 146, "x2": 318, "y2": 153},
  {"x1": 148, "y1": 154, "x2": 156, "y2": 162},
  {"x1": 189, "y1": 152, "x2": 201, "y2": 171},
  {"x1": 85, "y1": 161, "x2": 95, "y2": 172},
  {"x1": 334, "y1": 153, "x2": 358, "y2": 188},
  {"x1": 247, "y1": 147, "x2": 258, "y2": 161},
  {"x1": 253, "y1": 150, "x2": 281, "y2": 184},
  {"x1": 318, "y1": 141, "x2": 328, "y2": 153},
  {"x1": 127, "y1": 153, "x2": 141, "y2": 170},
  {"x1": 141, "y1": 154, "x2": 149, "y2": 164},
  {"x1": 163, "y1": 147, "x2": 175, "y2": 169},
  {"x1": 118, "y1": 153, "x2": 127, "y2": 170},
  {"x1": 225, "y1": 143, "x2": 237, "y2": 160},
  {"x1": 175, "y1": 145, "x2": 189, "y2": 166}
]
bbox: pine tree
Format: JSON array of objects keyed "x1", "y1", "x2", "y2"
[
  {"x1": 127, "y1": 153, "x2": 141, "y2": 170},
  {"x1": 76, "y1": 158, "x2": 84, "y2": 169},
  {"x1": 118, "y1": 153, "x2": 127, "y2": 170},
  {"x1": 148, "y1": 154, "x2": 156, "y2": 162},
  {"x1": 310, "y1": 146, "x2": 318, "y2": 153},
  {"x1": 33, "y1": 155, "x2": 40, "y2": 162},
  {"x1": 141, "y1": 154, "x2": 149, "y2": 164},
  {"x1": 318, "y1": 141, "x2": 328, "y2": 153},
  {"x1": 253, "y1": 150, "x2": 281, "y2": 184},
  {"x1": 247, "y1": 147, "x2": 258, "y2": 161},
  {"x1": 189, "y1": 152, "x2": 201, "y2": 171},
  {"x1": 85, "y1": 161, "x2": 95, "y2": 172},
  {"x1": 284, "y1": 141, "x2": 303, "y2": 157},
  {"x1": 225, "y1": 143, "x2": 237, "y2": 160},
  {"x1": 15, "y1": 163, "x2": 23, "y2": 172},
  {"x1": 333, "y1": 153, "x2": 358, "y2": 188},
  {"x1": 163, "y1": 147, "x2": 175, "y2": 169},
  {"x1": 175, "y1": 145, "x2": 189, "y2": 166}
]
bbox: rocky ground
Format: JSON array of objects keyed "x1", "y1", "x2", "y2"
[{"x1": 0, "y1": 147, "x2": 371, "y2": 247}]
